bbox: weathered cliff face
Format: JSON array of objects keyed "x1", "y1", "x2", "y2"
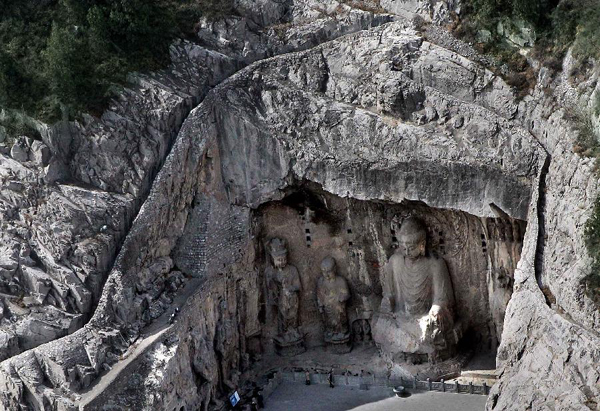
[
  {"x1": 486, "y1": 53, "x2": 600, "y2": 410},
  {"x1": 210, "y1": 25, "x2": 541, "y2": 218},
  {"x1": 0, "y1": 15, "x2": 540, "y2": 409},
  {"x1": 0, "y1": 0, "x2": 391, "y2": 363},
  {"x1": 0, "y1": 42, "x2": 236, "y2": 364},
  {"x1": 69, "y1": 20, "x2": 544, "y2": 409},
  {"x1": 0, "y1": 1, "x2": 599, "y2": 410}
]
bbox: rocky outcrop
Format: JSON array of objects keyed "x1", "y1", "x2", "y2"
[
  {"x1": 211, "y1": 24, "x2": 541, "y2": 219},
  {"x1": 0, "y1": 0, "x2": 391, "y2": 363},
  {"x1": 0, "y1": 1, "x2": 599, "y2": 410},
  {"x1": 0, "y1": 42, "x2": 223, "y2": 363},
  {"x1": 2, "y1": 15, "x2": 544, "y2": 409},
  {"x1": 486, "y1": 53, "x2": 600, "y2": 410}
]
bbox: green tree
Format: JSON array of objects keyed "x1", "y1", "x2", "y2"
[
  {"x1": 0, "y1": 0, "x2": 235, "y2": 123},
  {"x1": 44, "y1": 23, "x2": 95, "y2": 115},
  {"x1": 511, "y1": 0, "x2": 545, "y2": 27},
  {"x1": 0, "y1": 50, "x2": 12, "y2": 106},
  {"x1": 549, "y1": 0, "x2": 582, "y2": 51},
  {"x1": 88, "y1": 0, "x2": 174, "y2": 69},
  {"x1": 572, "y1": 2, "x2": 600, "y2": 60}
]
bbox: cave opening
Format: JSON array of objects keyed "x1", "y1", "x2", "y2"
[{"x1": 249, "y1": 183, "x2": 526, "y2": 380}]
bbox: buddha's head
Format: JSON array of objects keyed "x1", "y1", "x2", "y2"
[
  {"x1": 268, "y1": 238, "x2": 288, "y2": 268},
  {"x1": 398, "y1": 217, "x2": 427, "y2": 260},
  {"x1": 320, "y1": 256, "x2": 336, "y2": 281}
]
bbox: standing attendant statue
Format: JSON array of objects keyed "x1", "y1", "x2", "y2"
[
  {"x1": 266, "y1": 238, "x2": 305, "y2": 356},
  {"x1": 317, "y1": 256, "x2": 352, "y2": 353},
  {"x1": 373, "y1": 217, "x2": 459, "y2": 364}
]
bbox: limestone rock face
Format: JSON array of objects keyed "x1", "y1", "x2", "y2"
[
  {"x1": 211, "y1": 25, "x2": 542, "y2": 219},
  {"x1": 0, "y1": 1, "x2": 599, "y2": 411},
  {"x1": 9, "y1": 137, "x2": 30, "y2": 163},
  {"x1": 485, "y1": 52, "x2": 600, "y2": 411},
  {"x1": 197, "y1": 0, "x2": 394, "y2": 65},
  {"x1": 380, "y1": 0, "x2": 461, "y2": 24},
  {"x1": 2, "y1": 16, "x2": 539, "y2": 408},
  {"x1": 0, "y1": 0, "x2": 392, "y2": 365},
  {"x1": 0, "y1": 2, "x2": 396, "y2": 407},
  {"x1": 0, "y1": 44, "x2": 220, "y2": 362},
  {"x1": 29, "y1": 141, "x2": 51, "y2": 167}
]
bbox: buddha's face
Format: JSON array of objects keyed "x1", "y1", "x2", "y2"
[
  {"x1": 399, "y1": 235, "x2": 426, "y2": 259},
  {"x1": 322, "y1": 266, "x2": 336, "y2": 281},
  {"x1": 273, "y1": 254, "x2": 287, "y2": 269},
  {"x1": 320, "y1": 257, "x2": 336, "y2": 280}
]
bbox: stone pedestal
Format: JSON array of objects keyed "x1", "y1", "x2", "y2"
[
  {"x1": 274, "y1": 335, "x2": 305, "y2": 357},
  {"x1": 372, "y1": 312, "x2": 460, "y2": 364},
  {"x1": 324, "y1": 333, "x2": 352, "y2": 354}
]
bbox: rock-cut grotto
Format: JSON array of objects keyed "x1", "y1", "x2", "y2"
[{"x1": 0, "y1": 1, "x2": 599, "y2": 411}]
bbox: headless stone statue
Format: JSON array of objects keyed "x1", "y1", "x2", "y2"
[
  {"x1": 266, "y1": 238, "x2": 305, "y2": 356},
  {"x1": 373, "y1": 217, "x2": 459, "y2": 363},
  {"x1": 316, "y1": 257, "x2": 351, "y2": 353}
]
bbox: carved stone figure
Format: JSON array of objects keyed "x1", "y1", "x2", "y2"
[
  {"x1": 316, "y1": 256, "x2": 351, "y2": 353},
  {"x1": 352, "y1": 319, "x2": 372, "y2": 343},
  {"x1": 373, "y1": 217, "x2": 459, "y2": 363},
  {"x1": 266, "y1": 238, "x2": 305, "y2": 356}
]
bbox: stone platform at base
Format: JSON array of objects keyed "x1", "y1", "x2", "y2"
[{"x1": 263, "y1": 382, "x2": 488, "y2": 411}]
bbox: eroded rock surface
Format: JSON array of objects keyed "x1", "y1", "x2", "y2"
[
  {"x1": 0, "y1": 0, "x2": 390, "y2": 363},
  {"x1": 486, "y1": 51, "x2": 600, "y2": 411},
  {"x1": 0, "y1": 1, "x2": 599, "y2": 410}
]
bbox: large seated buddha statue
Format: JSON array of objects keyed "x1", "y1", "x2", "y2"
[{"x1": 373, "y1": 217, "x2": 460, "y2": 364}]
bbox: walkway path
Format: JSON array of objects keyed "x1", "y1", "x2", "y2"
[{"x1": 77, "y1": 278, "x2": 204, "y2": 408}]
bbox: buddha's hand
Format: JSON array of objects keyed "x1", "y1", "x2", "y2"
[
  {"x1": 424, "y1": 306, "x2": 441, "y2": 333},
  {"x1": 429, "y1": 305, "x2": 442, "y2": 319}
]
